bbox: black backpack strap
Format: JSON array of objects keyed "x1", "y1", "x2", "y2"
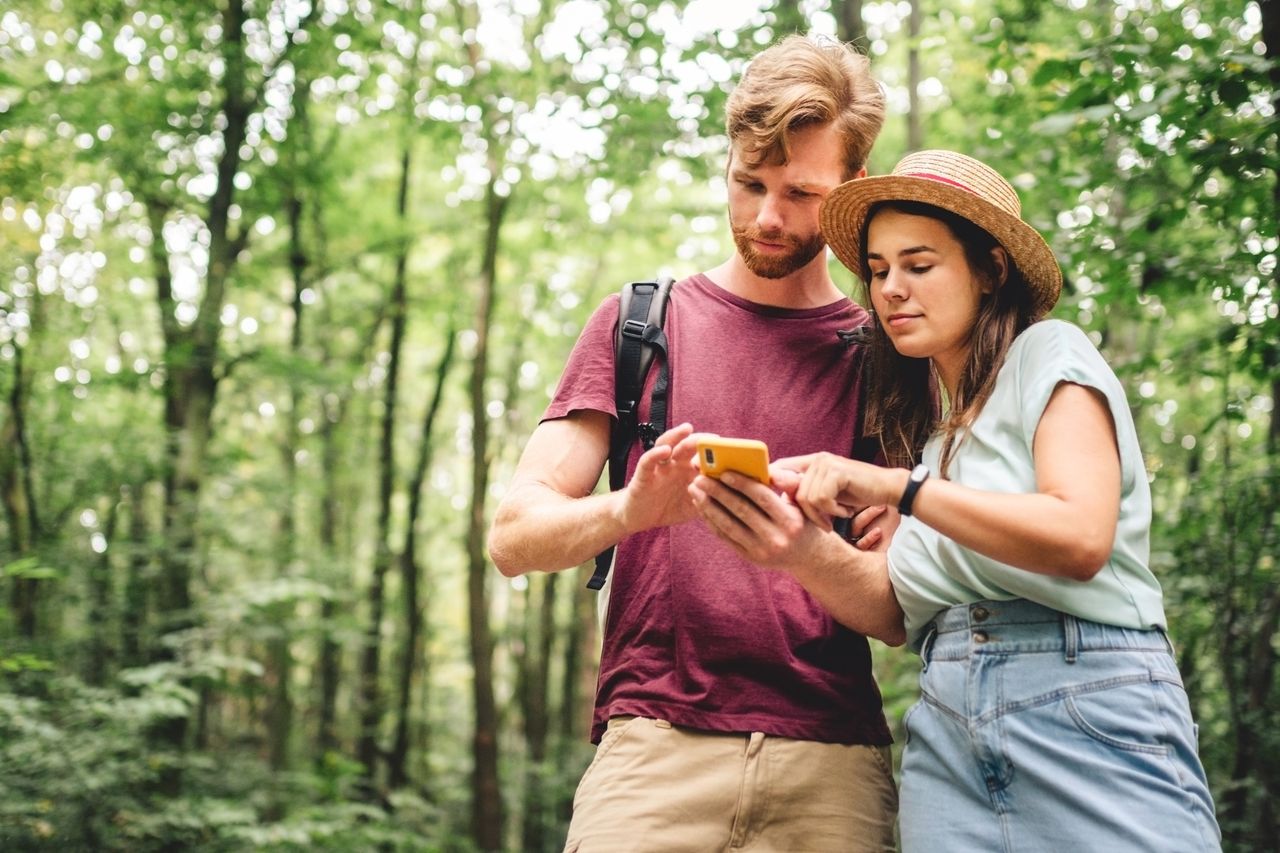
[
  {"x1": 834, "y1": 322, "x2": 877, "y2": 540},
  {"x1": 587, "y1": 274, "x2": 676, "y2": 591}
]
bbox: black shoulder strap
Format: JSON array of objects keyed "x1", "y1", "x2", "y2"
[
  {"x1": 834, "y1": 321, "x2": 878, "y2": 539},
  {"x1": 586, "y1": 275, "x2": 675, "y2": 591}
]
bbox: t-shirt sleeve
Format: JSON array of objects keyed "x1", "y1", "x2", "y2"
[
  {"x1": 1018, "y1": 321, "x2": 1107, "y2": 442},
  {"x1": 1015, "y1": 320, "x2": 1139, "y2": 487},
  {"x1": 541, "y1": 293, "x2": 620, "y2": 423}
]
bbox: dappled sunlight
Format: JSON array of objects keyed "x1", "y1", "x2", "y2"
[{"x1": 0, "y1": 0, "x2": 1274, "y2": 849}]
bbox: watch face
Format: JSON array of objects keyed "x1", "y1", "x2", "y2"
[{"x1": 900, "y1": 464, "x2": 930, "y2": 517}]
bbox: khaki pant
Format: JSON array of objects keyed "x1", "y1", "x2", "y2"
[{"x1": 564, "y1": 717, "x2": 898, "y2": 852}]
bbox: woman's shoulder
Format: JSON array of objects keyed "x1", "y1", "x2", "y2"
[
  {"x1": 1015, "y1": 318, "x2": 1094, "y2": 349},
  {"x1": 1010, "y1": 319, "x2": 1104, "y2": 369},
  {"x1": 1008, "y1": 319, "x2": 1124, "y2": 403}
]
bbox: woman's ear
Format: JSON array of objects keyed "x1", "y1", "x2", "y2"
[{"x1": 988, "y1": 246, "x2": 1010, "y2": 292}]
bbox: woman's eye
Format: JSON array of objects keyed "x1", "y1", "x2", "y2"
[
  {"x1": 910, "y1": 266, "x2": 933, "y2": 275},
  {"x1": 870, "y1": 269, "x2": 888, "y2": 280}
]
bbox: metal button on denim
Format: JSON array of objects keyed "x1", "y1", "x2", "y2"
[
  {"x1": 973, "y1": 630, "x2": 989, "y2": 644},
  {"x1": 971, "y1": 606, "x2": 990, "y2": 622}
]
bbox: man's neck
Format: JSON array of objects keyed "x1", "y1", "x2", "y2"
[{"x1": 704, "y1": 253, "x2": 846, "y2": 309}]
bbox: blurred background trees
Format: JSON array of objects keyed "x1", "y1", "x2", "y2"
[{"x1": 0, "y1": 0, "x2": 1275, "y2": 850}]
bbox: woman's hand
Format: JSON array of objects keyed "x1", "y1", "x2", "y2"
[
  {"x1": 849, "y1": 504, "x2": 899, "y2": 552},
  {"x1": 775, "y1": 452, "x2": 897, "y2": 531}
]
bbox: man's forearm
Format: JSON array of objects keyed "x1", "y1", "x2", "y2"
[
  {"x1": 784, "y1": 535, "x2": 905, "y2": 646},
  {"x1": 489, "y1": 482, "x2": 628, "y2": 576}
]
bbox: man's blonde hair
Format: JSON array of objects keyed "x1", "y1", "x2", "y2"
[{"x1": 726, "y1": 35, "x2": 885, "y2": 179}]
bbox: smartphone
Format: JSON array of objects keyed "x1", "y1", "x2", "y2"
[{"x1": 696, "y1": 437, "x2": 771, "y2": 485}]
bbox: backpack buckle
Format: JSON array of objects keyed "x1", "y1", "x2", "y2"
[
  {"x1": 637, "y1": 422, "x2": 660, "y2": 449},
  {"x1": 621, "y1": 318, "x2": 648, "y2": 340},
  {"x1": 837, "y1": 327, "x2": 871, "y2": 348}
]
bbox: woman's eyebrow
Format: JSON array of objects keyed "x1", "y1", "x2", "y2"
[{"x1": 867, "y1": 245, "x2": 936, "y2": 261}]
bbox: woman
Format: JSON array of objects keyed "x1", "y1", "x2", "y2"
[{"x1": 790, "y1": 151, "x2": 1220, "y2": 850}]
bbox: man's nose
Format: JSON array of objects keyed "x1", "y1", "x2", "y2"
[{"x1": 756, "y1": 193, "x2": 785, "y2": 232}]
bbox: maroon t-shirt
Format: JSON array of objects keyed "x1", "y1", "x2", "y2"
[{"x1": 544, "y1": 274, "x2": 891, "y2": 746}]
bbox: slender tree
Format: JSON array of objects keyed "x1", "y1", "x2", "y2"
[
  {"x1": 388, "y1": 325, "x2": 457, "y2": 789},
  {"x1": 837, "y1": 0, "x2": 867, "y2": 46},
  {"x1": 906, "y1": 0, "x2": 922, "y2": 151},
  {"x1": 1, "y1": 342, "x2": 39, "y2": 638}
]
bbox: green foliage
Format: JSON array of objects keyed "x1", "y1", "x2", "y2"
[
  {"x1": 0, "y1": 672, "x2": 454, "y2": 851},
  {"x1": 0, "y1": 557, "x2": 62, "y2": 581},
  {"x1": 1, "y1": 0, "x2": 1276, "y2": 850}
]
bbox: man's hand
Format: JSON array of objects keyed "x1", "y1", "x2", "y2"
[
  {"x1": 615, "y1": 423, "x2": 702, "y2": 534},
  {"x1": 688, "y1": 469, "x2": 826, "y2": 571},
  {"x1": 691, "y1": 461, "x2": 906, "y2": 645}
]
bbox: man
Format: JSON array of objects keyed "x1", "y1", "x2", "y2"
[{"x1": 489, "y1": 35, "x2": 898, "y2": 852}]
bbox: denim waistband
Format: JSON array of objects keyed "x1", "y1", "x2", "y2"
[{"x1": 921, "y1": 598, "x2": 1171, "y2": 664}]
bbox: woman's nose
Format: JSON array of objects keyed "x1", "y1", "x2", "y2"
[{"x1": 879, "y1": 270, "x2": 906, "y2": 299}]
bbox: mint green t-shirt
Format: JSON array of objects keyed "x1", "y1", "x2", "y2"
[{"x1": 887, "y1": 320, "x2": 1167, "y2": 649}]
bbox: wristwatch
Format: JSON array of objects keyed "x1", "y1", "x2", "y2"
[{"x1": 898, "y1": 463, "x2": 930, "y2": 516}]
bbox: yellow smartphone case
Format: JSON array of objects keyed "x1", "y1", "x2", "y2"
[{"x1": 696, "y1": 437, "x2": 771, "y2": 485}]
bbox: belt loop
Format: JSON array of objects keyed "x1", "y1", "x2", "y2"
[
  {"x1": 1159, "y1": 626, "x2": 1176, "y2": 657},
  {"x1": 919, "y1": 624, "x2": 938, "y2": 672},
  {"x1": 1063, "y1": 613, "x2": 1079, "y2": 664}
]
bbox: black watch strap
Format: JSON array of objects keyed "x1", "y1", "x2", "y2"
[{"x1": 898, "y1": 464, "x2": 930, "y2": 516}]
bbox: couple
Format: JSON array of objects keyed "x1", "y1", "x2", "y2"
[{"x1": 489, "y1": 35, "x2": 1220, "y2": 853}]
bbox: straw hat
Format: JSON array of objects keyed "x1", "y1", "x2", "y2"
[{"x1": 820, "y1": 150, "x2": 1063, "y2": 318}]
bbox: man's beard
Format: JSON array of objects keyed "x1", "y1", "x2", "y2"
[{"x1": 732, "y1": 225, "x2": 826, "y2": 279}]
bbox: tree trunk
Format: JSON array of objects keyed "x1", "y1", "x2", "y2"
[
  {"x1": 556, "y1": 566, "x2": 598, "y2": 824},
  {"x1": 266, "y1": 182, "x2": 309, "y2": 777},
  {"x1": 266, "y1": 65, "x2": 317, "y2": 772},
  {"x1": 389, "y1": 327, "x2": 456, "y2": 789},
  {"x1": 468, "y1": 173, "x2": 508, "y2": 853},
  {"x1": 148, "y1": 2, "x2": 251, "y2": 774},
  {"x1": 770, "y1": 0, "x2": 808, "y2": 34},
  {"x1": 85, "y1": 496, "x2": 118, "y2": 685},
  {"x1": 1264, "y1": 0, "x2": 1278, "y2": 458},
  {"x1": 521, "y1": 572, "x2": 557, "y2": 852},
  {"x1": 906, "y1": 0, "x2": 922, "y2": 151},
  {"x1": 120, "y1": 484, "x2": 151, "y2": 668},
  {"x1": 2, "y1": 341, "x2": 39, "y2": 638},
  {"x1": 357, "y1": 141, "x2": 415, "y2": 788},
  {"x1": 837, "y1": 0, "x2": 866, "y2": 46},
  {"x1": 317, "y1": 400, "x2": 343, "y2": 760}
]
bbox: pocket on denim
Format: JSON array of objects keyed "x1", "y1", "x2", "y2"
[
  {"x1": 1063, "y1": 678, "x2": 1172, "y2": 756},
  {"x1": 901, "y1": 700, "x2": 922, "y2": 747}
]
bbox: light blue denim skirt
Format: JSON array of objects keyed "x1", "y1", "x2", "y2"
[{"x1": 899, "y1": 598, "x2": 1221, "y2": 852}]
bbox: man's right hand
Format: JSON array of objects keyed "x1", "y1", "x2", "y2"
[
  {"x1": 615, "y1": 423, "x2": 702, "y2": 533},
  {"x1": 489, "y1": 414, "x2": 704, "y2": 576}
]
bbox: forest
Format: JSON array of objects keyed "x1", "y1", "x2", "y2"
[{"x1": 0, "y1": 0, "x2": 1276, "y2": 850}]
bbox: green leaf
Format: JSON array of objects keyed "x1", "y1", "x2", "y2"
[
  {"x1": 1031, "y1": 112, "x2": 1081, "y2": 135},
  {"x1": 0, "y1": 558, "x2": 63, "y2": 581}
]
